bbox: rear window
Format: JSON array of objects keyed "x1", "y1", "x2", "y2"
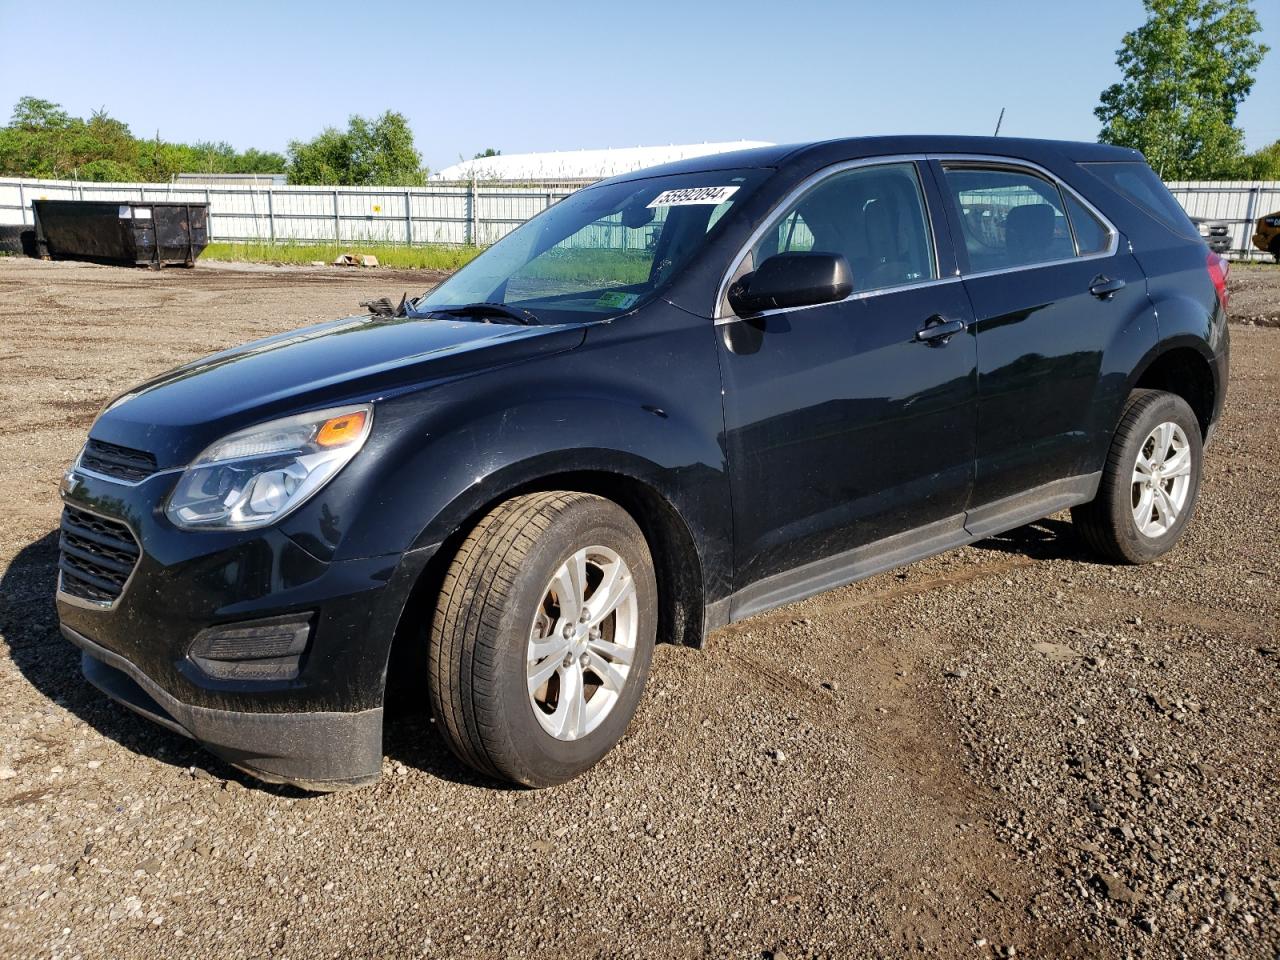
[{"x1": 1080, "y1": 161, "x2": 1198, "y2": 239}]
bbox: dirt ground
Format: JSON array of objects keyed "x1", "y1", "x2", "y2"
[{"x1": 0, "y1": 257, "x2": 1276, "y2": 960}]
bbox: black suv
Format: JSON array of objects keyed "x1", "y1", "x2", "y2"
[{"x1": 57, "y1": 137, "x2": 1229, "y2": 789}]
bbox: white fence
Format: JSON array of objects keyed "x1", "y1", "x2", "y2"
[
  {"x1": 2, "y1": 175, "x2": 1277, "y2": 257},
  {"x1": 1166, "y1": 181, "x2": 1280, "y2": 259},
  {"x1": 0, "y1": 177, "x2": 595, "y2": 247}
]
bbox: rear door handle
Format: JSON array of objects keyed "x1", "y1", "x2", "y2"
[
  {"x1": 915, "y1": 316, "x2": 966, "y2": 344},
  {"x1": 1089, "y1": 275, "x2": 1126, "y2": 300}
]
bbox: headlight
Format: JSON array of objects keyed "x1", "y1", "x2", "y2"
[{"x1": 165, "y1": 404, "x2": 372, "y2": 530}]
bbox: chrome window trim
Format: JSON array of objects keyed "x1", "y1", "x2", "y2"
[
  {"x1": 936, "y1": 154, "x2": 1120, "y2": 279},
  {"x1": 713, "y1": 277, "x2": 964, "y2": 325},
  {"x1": 714, "y1": 152, "x2": 1121, "y2": 322},
  {"x1": 55, "y1": 501, "x2": 143, "y2": 612}
]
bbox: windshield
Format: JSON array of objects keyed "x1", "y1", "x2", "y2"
[{"x1": 417, "y1": 168, "x2": 769, "y2": 323}]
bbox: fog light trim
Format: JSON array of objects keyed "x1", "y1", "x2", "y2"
[{"x1": 189, "y1": 614, "x2": 312, "y2": 682}]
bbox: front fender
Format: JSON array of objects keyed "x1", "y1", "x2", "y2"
[{"x1": 303, "y1": 306, "x2": 734, "y2": 601}]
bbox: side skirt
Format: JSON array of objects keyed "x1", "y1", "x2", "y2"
[{"x1": 706, "y1": 472, "x2": 1101, "y2": 630}]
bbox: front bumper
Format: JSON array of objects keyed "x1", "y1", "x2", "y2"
[
  {"x1": 56, "y1": 466, "x2": 434, "y2": 789},
  {"x1": 67, "y1": 626, "x2": 383, "y2": 789}
]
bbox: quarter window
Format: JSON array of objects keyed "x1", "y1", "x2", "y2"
[
  {"x1": 749, "y1": 162, "x2": 937, "y2": 294},
  {"x1": 1064, "y1": 193, "x2": 1110, "y2": 255},
  {"x1": 943, "y1": 167, "x2": 1077, "y2": 272}
]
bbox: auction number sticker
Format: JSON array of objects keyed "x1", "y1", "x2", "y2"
[{"x1": 647, "y1": 185, "x2": 739, "y2": 208}]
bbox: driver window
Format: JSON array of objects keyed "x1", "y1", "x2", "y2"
[{"x1": 750, "y1": 162, "x2": 937, "y2": 293}]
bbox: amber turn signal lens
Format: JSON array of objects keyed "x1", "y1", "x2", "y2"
[{"x1": 316, "y1": 411, "x2": 367, "y2": 447}]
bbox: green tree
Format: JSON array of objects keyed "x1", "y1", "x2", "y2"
[
  {"x1": 285, "y1": 125, "x2": 352, "y2": 184},
  {"x1": 1095, "y1": 0, "x2": 1268, "y2": 179},
  {"x1": 473, "y1": 147, "x2": 501, "y2": 159},
  {"x1": 10, "y1": 96, "x2": 71, "y2": 130},
  {"x1": 0, "y1": 96, "x2": 287, "y2": 181},
  {"x1": 1241, "y1": 140, "x2": 1280, "y2": 179},
  {"x1": 287, "y1": 111, "x2": 424, "y2": 185},
  {"x1": 0, "y1": 96, "x2": 78, "y2": 177}
]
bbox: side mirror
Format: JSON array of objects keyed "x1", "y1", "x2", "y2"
[{"x1": 728, "y1": 251, "x2": 853, "y2": 317}]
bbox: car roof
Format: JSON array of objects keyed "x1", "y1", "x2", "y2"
[{"x1": 597, "y1": 135, "x2": 1143, "y2": 184}]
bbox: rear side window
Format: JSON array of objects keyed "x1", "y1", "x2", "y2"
[
  {"x1": 1064, "y1": 193, "x2": 1110, "y2": 255},
  {"x1": 942, "y1": 167, "x2": 1076, "y2": 271},
  {"x1": 750, "y1": 161, "x2": 937, "y2": 293},
  {"x1": 1081, "y1": 161, "x2": 1198, "y2": 240}
]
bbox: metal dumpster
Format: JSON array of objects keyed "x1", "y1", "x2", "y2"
[{"x1": 32, "y1": 200, "x2": 209, "y2": 267}]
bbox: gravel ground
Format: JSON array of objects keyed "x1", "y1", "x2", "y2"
[{"x1": 0, "y1": 257, "x2": 1276, "y2": 960}]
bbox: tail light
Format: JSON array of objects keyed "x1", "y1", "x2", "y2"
[{"x1": 1206, "y1": 251, "x2": 1229, "y2": 311}]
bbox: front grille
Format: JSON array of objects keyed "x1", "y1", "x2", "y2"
[
  {"x1": 79, "y1": 439, "x2": 158, "y2": 483},
  {"x1": 58, "y1": 506, "x2": 141, "y2": 604}
]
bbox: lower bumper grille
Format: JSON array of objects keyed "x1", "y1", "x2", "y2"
[{"x1": 58, "y1": 506, "x2": 141, "y2": 604}]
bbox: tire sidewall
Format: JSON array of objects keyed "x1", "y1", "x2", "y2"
[
  {"x1": 1109, "y1": 393, "x2": 1203, "y2": 562},
  {"x1": 489, "y1": 498, "x2": 658, "y2": 786}
]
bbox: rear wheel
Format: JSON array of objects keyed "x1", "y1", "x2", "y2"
[
  {"x1": 1072, "y1": 389, "x2": 1203, "y2": 563},
  {"x1": 428, "y1": 491, "x2": 657, "y2": 786},
  {"x1": 1270, "y1": 236, "x2": 1280, "y2": 263}
]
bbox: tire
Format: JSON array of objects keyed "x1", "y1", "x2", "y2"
[
  {"x1": 1270, "y1": 236, "x2": 1280, "y2": 263},
  {"x1": 0, "y1": 225, "x2": 36, "y2": 257},
  {"x1": 1072, "y1": 389, "x2": 1203, "y2": 564},
  {"x1": 428, "y1": 491, "x2": 658, "y2": 786}
]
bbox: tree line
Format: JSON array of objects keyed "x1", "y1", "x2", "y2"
[{"x1": 0, "y1": 98, "x2": 431, "y2": 185}]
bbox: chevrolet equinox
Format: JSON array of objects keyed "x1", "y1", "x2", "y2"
[{"x1": 56, "y1": 137, "x2": 1230, "y2": 789}]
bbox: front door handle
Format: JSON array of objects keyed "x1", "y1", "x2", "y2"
[
  {"x1": 1089, "y1": 275, "x2": 1126, "y2": 300},
  {"x1": 915, "y1": 316, "x2": 966, "y2": 345}
]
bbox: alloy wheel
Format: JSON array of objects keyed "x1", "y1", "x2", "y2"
[
  {"x1": 526, "y1": 546, "x2": 638, "y2": 740},
  {"x1": 1131, "y1": 420, "x2": 1192, "y2": 538}
]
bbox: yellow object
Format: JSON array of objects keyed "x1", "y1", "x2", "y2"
[{"x1": 316, "y1": 411, "x2": 367, "y2": 447}]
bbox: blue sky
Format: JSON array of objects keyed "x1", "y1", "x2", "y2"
[{"x1": 1, "y1": 0, "x2": 1276, "y2": 171}]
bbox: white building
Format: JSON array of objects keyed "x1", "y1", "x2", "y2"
[{"x1": 431, "y1": 141, "x2": 774, "y2": 183}]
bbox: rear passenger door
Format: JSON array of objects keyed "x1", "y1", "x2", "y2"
[{"x1": 932, "y1": 160, "x2": 1152, "y2": 534}]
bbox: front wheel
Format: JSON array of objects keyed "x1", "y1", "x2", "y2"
[
  {"x1": 1072, "y1": 389, "x2": 1203, "y2": 563},
  {"x1": 428, "y1": 491, "x2": 657, "y2": 786}
]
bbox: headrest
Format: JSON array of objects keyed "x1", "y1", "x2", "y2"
[{"x1": 1005, "y1": 203, "x2": 1055, "y2": 254}]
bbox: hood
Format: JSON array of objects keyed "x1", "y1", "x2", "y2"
[{"x1": 89, "y1": 313, "x2": 586, "y2": 467}]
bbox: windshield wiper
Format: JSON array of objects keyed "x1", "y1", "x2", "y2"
[{"x1": 424, "y1": 302, "x2": 540, "y2": 326}]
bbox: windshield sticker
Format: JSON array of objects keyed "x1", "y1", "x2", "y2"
[
  {"x1": 596, "y1": 291, "x2": 640, "y2": 310},
  {"x1": 647, "y1": 186, "x2": 739, "y2": 208}
]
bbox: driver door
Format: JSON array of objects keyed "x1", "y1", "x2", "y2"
[{"x1": 716, "y1": 160, "x2": 977, "y2": 615}]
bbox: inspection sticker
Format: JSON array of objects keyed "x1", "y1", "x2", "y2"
[
  {"x1": 596, "y1": 291, "x2": 640, "y2": 309},
  {"x1": 647, "y1": 185, "x2": 739, "y2": 208}
]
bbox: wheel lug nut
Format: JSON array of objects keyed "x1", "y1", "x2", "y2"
[
  {"x1": 562, "y1": 654, "x2": 573, "y2": 668},
  {"x1": 579, "y1": 653, "x2": 589, "y2": 666}
]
